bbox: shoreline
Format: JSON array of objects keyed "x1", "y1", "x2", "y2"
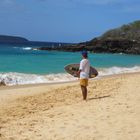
[
  {"x1": 0, "y1": 71, "x2": 140, "y2": 91},
  {"x1": 0, "y1": 72, "x2": 140, "y2": 140},
  {"x1": 1, "y1": 65, "x2": 140, "y2": 86}
]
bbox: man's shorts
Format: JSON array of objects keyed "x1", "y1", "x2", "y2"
[{"x1": 80, "y1": 79, "x2": 88, "y2": 87}]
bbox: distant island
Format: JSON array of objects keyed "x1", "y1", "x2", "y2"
[
  {"x1": 0, "y1": 35, "x2": 28, "y2": 43},
  {"x1": 38, "y1": 20, "x2": 140, "y2": 55},
  {"x1": 0, "y1": 35, "x2": 69, "y2": 47}
]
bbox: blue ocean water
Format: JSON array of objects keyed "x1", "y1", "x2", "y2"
[{"x1": 0, "y1": 44, "x2": 140, "y2": 85}]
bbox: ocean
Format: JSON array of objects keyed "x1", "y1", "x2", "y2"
[{"x1": 0, "y1": 44, "x2": 140, "y2": 86}]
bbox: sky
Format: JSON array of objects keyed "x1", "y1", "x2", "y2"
[{"x1": 0, "y1": 0, "x2": 140, "y2": 43}]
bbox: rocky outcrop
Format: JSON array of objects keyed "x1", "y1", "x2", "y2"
[
  {"x1": 0, "y1": 80, "x2": 6, "y2": 86},
  {"x1": 37, "y1": 38, "x2": 140, "y2": 54},
  {"x1": 85, "y1": 38, "x2": 140, "y2": 54},
  {"x1": 37, "y1": 44, "x2": 84, "y2": 52}
]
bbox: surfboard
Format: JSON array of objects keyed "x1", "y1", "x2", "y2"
[{"x1": 64, "y1": 63, "x2": 98, "y2": 78}]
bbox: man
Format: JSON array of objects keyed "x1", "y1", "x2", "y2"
[{"x1": 78, "y1": 50, "x2": 90, "y2": 101}]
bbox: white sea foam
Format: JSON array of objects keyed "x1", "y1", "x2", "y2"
[
  {"x1": 22, "y1": 47, "x2": 32, "y2": 50},
  {"x1": 32, "y1": 48, "x2": 38, "y2": 50},
  {"x1": 98, "y1": 66, "x2": 140, "y2": 76},
  {"x1": 0, "y1": 72, "x2": 76, "y2": 86},
  {"x1": 0, "y1": 66, "x2": 140, "y2": 86}
]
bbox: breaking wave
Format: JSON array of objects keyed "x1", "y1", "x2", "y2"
[
  {"x1": 22, "y1": 47, "x2": 32, "y2": 50},
  {"x1": 98, "y1": 66, "x2": 140, "y2": 76},
  {"x1": 0, "y1": 73, "x2": 76, "y2": 86}
]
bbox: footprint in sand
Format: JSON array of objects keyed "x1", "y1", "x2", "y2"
[{"x1": 48, "y1": 114, "x2": 55, "y2": 118}]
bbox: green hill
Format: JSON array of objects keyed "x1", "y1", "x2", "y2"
[{"x1": 100, "y1": 20, "x2": 140, "y2": 41}]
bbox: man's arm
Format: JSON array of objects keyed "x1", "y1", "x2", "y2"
[
  {"x1": 77, "y1": 69, "x2": 81, "y2": 78},
  {"x1": 78, "y1": 60, "x2": 83, "y2": 78}
]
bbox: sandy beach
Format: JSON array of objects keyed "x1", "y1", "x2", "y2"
[{"x1": 0, "y1": 73, "x2": 140, "y2": 140}]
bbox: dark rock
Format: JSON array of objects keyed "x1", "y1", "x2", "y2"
[
  {"x1": 37, "y1": 38, "x2": 140, "y2": 54},
  {"x1": 0, "y1": 80, "x2": 6, "y2": 86}
]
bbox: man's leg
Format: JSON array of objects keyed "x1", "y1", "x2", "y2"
[{"x1": 81, "y1": 85, "x2": 87, "y2": 100}]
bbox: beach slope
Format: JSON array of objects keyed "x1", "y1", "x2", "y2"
[{"x1": 0, "y1": 73, "x2": 140, "y2": 140}]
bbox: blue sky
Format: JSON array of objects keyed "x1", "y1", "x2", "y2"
[{"x1": 0, "y1": 0, "x2": 140, "y2": 43}]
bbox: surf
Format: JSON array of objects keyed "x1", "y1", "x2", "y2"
[{"x1": 0, "y1": 66, "x2": 140, "y2": 86}]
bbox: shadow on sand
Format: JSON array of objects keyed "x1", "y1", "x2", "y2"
[{"x1": 88, "y1": 95, "x2": 111, "y2": 101}]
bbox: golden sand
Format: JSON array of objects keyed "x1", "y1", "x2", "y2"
[{"x1": 0, "y1": 73, "x2": 140, "y2": 140}]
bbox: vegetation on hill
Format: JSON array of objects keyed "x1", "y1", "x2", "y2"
[{"x1": 100, "y1": 20, "x2": 140, "y2": 41}]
